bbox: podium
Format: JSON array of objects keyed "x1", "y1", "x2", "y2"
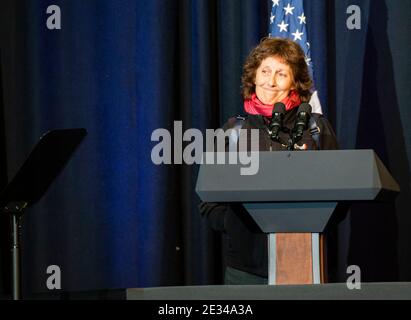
[
  {"x1": 0, "y1": 129, "x2": 87, "y2": 299},
  {"x1": 196, "y1": 150, "x2": 400, "y2": 285}
]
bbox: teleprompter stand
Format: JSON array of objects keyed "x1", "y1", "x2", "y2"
[
  {"x1": 196, "y1": 150, "x2": 400, "y2": 285},
  {"x1": 0, "y1": 129, "x2": 87, "y2": 300}
]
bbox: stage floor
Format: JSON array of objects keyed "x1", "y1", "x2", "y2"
[
  {"x1": 126, "y1": 282, "x2": 411, "y2": 300},
  {"x1": 2, "y1": 282, "x2": 411, "y2": 300}
]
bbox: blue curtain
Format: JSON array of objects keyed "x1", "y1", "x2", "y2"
[
  {"x1": 0, "y1": 0, "x2": 270, "y2": 293},
  {"x1": 332, "y1": 0, "x2": 410, "y2": 281}
]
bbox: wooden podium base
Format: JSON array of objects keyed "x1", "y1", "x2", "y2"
[{"x1": 269, "y1": 233, "x2": 327, "y2": 285}]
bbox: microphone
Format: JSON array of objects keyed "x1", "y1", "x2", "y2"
[
  {"x1": 291, "y1": 103, "x2": 312, "y2": 144},
  {"x1": 268, "y1": 102, "x2": 286, "y2": 141}
]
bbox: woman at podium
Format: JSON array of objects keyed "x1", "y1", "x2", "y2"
[{"x1": 199, "y1": 37, "x2": 338, "y2": 285}]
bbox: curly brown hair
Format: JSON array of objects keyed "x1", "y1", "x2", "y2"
[{"x1": 241, "y1": 37, "x2": 313, "y2": 102}]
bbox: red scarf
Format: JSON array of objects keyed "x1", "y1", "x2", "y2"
[{"x1": 244, "y1": 91, "x2": 301, "y2": 118}]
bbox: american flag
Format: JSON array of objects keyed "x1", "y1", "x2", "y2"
[{"x1": 269, "y1": 0, "x2": 323, "y2": 114}]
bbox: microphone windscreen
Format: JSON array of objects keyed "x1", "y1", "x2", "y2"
[
  {"x1": 298, "y1": 103, "x2": 312, "y2": 115},
  {"x1": 273, "y1": 102, "x2": 286, "y2": 114}
]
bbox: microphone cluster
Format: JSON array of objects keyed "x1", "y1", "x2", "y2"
[{"x1": 267, "y1": 102, "x2": 312, "y2": 150}]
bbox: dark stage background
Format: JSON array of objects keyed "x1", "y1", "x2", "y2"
[{"x1": 0, "y1": 0, "x2": 410, "y2": 294}]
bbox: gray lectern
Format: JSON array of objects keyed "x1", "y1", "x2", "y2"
[{"x1": 195, "y1": 150, "x2": 400, "y2": 285}]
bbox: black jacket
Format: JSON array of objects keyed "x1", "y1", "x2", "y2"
[{"x1": 199, "y1": 108, "x2": 339, "y2": 277}]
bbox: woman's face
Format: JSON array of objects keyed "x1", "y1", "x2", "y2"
[{"x1": 254, "y1": 56, "x2": 295, "y2": 105}]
